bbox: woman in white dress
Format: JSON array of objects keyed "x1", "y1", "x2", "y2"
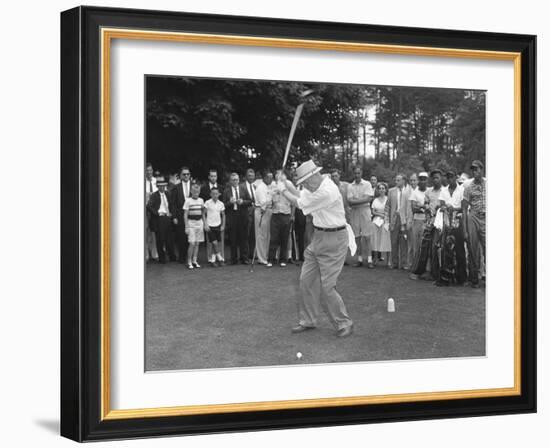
[{"x1": 371, "y1": 182, "x2": 391, "y2": 265}]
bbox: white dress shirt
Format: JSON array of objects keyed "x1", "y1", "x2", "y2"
[
  {"x1": 158, "y1": 192, "x2": 170, "y2": 215},
  {"x1": 181, "y1": 181, "x2": 191, "y2": 199}
]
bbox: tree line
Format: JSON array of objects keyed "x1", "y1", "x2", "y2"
[{"x1": 146, "y1": 76, "x2": 485, "y2": 181}]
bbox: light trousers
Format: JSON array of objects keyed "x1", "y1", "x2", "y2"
[
  {"x1": 466, "y1": 213, "x2": 486, "y2": 284},
  {"x1": 409, "y1": 218, "x2": 425, "y2": 267},
  {"x1": 145, "y1": 215, "x2": 158, "y2": 260},
  {"x1": 298, "y1": 229, "x2": 353, "y2": 331},
  {"x1": 254, "y1": 208, "x2": 272, "y2": 264}
]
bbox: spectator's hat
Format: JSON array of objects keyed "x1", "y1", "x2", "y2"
[
  {"x1": 418, "y1": 171, "x2": 429, "y2": 179},
  {"x1": 156, "y1": 176, "x2": 168, "y2": 186},
  {"x1": 470, "y1": 160, "x2": 484, "y2": 170},
  {"x1": 445, "y1": 169, "x2": 457, "y2": 177},
  {"x1": 430, "y1": 168, "x2": 442, "y2": 177},
  {"x1": 295, "y1": 160, "x2": 322, "y2": 184}
]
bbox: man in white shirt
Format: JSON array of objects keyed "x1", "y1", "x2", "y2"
[
  {"x1": 347, "y1": 166, "x2": 374, "y2": 268},
  {"x1": 253, "y1": 171, "x2": 274, "y2": 265},
  {"x1": 437, "y1": 170, "x2": 467, "y2": 285},
  {"x1": 145, "y1": 163, "x2": 158, "y2": 262},
  {"x1": 408, "y1": 172, "x2": 429, "y2": 271},
  {"x1": 276, "y1": 160, "x2": 354, "y2": 338}
]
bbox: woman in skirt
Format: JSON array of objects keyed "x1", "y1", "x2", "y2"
[{"x1": 370, "y1": 182, "x2": 391, "y2": 265}]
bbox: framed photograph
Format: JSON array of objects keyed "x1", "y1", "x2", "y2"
[{"x1": 60, "y1": 6, "x2": 536, "y2": 442}]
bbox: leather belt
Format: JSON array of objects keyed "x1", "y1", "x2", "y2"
[{"x1": 314, "y1": 225, "x2": 346, "y2": 232}]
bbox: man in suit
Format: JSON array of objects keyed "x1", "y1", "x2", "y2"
[
  {"x1": 200, "y1": 169, "x2": 221, "y2": 200},
  {"x1": 146, "y1": 177, "x2": 176, "y2": 263},
  {"x1": 243, "y1": 168, "x2": 257, "y2": 260},
  {"x1": 145, "y1": 163, "x2": 158, "y2": 263},
  {"x1": 223, "y1": 172, "x2": 251, "y2": 264},
  {"x1": 385, "y1": 173, "x2": 411, "y2": 269},
  {"x1": 170, "y1": 166, "x2": 192, "y2": 264}
]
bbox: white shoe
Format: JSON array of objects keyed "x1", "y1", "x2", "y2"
[
  {"x1": 280, "y1": 263, "x2": 287, "y2": 267},
  {"x1": 266, "y1": 262, "x2": 273, "y2": 267},
  {"x1": 193, "y1": 262, "x2": 201, "y2": 268},
  {"x1": 187, "y1": 264, "x2": 194, "y2": 270}
]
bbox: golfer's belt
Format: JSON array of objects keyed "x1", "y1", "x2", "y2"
[{"x1": 313, "y1": 225, "x2": 346, "y2": 232}]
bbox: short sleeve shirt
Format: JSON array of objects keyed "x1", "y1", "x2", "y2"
[
  {"x1": 426, "y1": 187, "x2": 443, "y2": 214},
  {"x1": 272, "y1": 188, "x2": 292, "y2": 214},
  {"x1": 183, "y1": 197, "x2": 204, "y2": 219},
  {"x1": 463, "y1": 179, "x2": 486, "y2": 217},
  {"x1": 409, "y1": 187, "x2": 427, "y2": 219},
  {"x1": 297, "y1": 175, "x2": 346, "y2": 228},
  {"x1": 439, "y1": 184, "x2": 464, "y2": 209},
  {"x1": 204, "y1": 199, "x2": 225, "y2": 227},
  {"x1": 347, "y1": 179, "x2": 374, "y2": 207}
]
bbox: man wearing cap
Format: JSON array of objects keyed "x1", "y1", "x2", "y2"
[
  {"x1": 437, "y1": 170, "x2": 467, "y2": 286},
  {"x1": 410, "y1": 169, "x2": 443, "y2": 280},
  {"x1": 408, "y1": 172, "x2": 429, "y2": 269},
  {"x1": 146, "y1": 177, "x2": 176, "y2": 264},
  {"x1": 462, "y1": 160, "x2": 486, "y2": 288},
  {"x1": 276, "y1": 160, "x2": 355, "y2": 338}
]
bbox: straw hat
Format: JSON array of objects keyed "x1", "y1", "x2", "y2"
[{"x1": 295, "y1": 160, "x2": 322, "y2": 185}]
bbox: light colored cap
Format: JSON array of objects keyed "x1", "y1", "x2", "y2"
[
  {"x1": 295, "y1": 160, "x2": 323, "y2": 184},
  {"x1": 418, "y1": 172, "x2": 429, "y2": 178}
]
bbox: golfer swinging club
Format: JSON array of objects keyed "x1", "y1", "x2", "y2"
[{"x1": 276, "y1": 160, "x2": 356, "y2": 338}]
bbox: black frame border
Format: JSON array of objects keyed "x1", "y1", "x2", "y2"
[{"x1": 60, "y1": 6, "x2": 536, "y2": 442}]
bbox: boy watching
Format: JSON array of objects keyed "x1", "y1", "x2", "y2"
[
  {"x1": 183, "y1": 184, "x2": 205, "y2": 269},
  {"x1": 203, "y1": 187, "x2": 226, "y2": 267}
]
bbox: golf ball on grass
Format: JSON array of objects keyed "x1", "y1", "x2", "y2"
[{"x1": 296, "y1": 352, "x2": 303, "y2": 359}]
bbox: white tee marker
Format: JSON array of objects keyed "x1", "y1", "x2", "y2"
[{"x1": 387, "y1": 298, "x2": 396, "y2": 312}]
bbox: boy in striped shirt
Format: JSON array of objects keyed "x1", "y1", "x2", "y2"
[{"x1": 183, "y1": 184, "x2": 205, "y2": 269}]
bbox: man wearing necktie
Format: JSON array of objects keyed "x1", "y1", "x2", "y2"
[
  {"x1": 145, "y1": 163, "x2": 158, "y2": 262},
  {"x1": 385, "y1": 173, "x2": 411, "y2": 269},
  {"x1": 244, "y1": 168, "x2": 257, "y2": 260},
  {"x1": 223, "y1": 173, "x2": 250, "y2": 264},
  {"x1": 146, "y1": 177, "x2": 176, "y2": 263},
  {"x1": 170, "y1": 166, "x2": 192, "y2": 264}
]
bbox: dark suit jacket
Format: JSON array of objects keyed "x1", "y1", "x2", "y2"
[
  {"x1": 223, "y1": 183, "x2": 252, "y2": 216},
  {"x1": 170, "y1": 181, "x2": 192, "y2": 222},
  {"x1": 147, "y1": 191, "x2": 171, "y2": 231},
  {"x1": 200, "y1": 183, "x2": 224, "y2": 201}
]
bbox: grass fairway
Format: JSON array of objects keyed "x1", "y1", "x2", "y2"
[{"x1": 145, "y1": 260, "x2": 485, "y2": 371}]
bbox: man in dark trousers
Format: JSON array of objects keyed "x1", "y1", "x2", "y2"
[
  {"x1": 146, "y1": 177, "x2": 176, "y2": 263},
  {"x1": 170, "y1": 166, "x2": 192, "y2": 264},
  {"x1": 223, "y1": 172, "x2": 251, "y2": 264}
]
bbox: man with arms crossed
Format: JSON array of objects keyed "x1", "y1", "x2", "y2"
[
  {"x1": 276, "y1": 160, "x2": 355, "y2": 338},
  {"x1": 347, "y1": 166, "x2": 375, "y2": 268}
]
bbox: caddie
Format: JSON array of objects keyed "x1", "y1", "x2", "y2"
[{"x1": 275, "y1": 160, "x2": 356, "y2": 338}]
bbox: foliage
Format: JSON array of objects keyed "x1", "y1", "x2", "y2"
[{"x1": 146, "y1": 77, "x2": 485, "y2": 183}]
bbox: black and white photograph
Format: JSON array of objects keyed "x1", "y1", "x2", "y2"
[{"x1": 144, "y1": 76, "x2": 487, "y2": 371}]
